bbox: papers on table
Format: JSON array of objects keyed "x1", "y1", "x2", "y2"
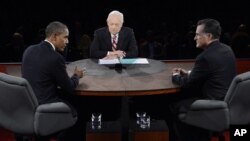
[
  {"x1": 98, "y1": 58, "x2": 149, "y2": 65},
  {"x1": 98, "y1": 59, "x2": 120, "y2": 64},
  {"x1": 121, "y1": 58, "x2": 149, "y2": 64}
]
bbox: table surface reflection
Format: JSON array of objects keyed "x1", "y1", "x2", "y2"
[
  {"x1": 5, "y1": 59, "x2": 194, "y2": 141},
  {"x1": 67, "y1": 59, "x2": 193, "y2": 96},
  {"x1": 5, "y1": 59, "x2": 194, "y2": 96}
]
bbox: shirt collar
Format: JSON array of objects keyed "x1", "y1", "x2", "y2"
[
  {"x1": 44, "y1": 40, "x2": 56, "y2": 51},
  {"x1": 111, "y1": 33, "x2": 119, "y2": 38}
]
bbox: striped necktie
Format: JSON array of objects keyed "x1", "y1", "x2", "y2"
[{"x1": 112, "y1": 34, "x2": 117, "y2": 51}]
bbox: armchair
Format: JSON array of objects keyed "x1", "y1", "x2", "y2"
[
  {"x1": 0, "y1": 73, "x2": 77, "y2": 138},
  {"x1": 178, "y1": 71, "x2": 250, "y2": 140}
]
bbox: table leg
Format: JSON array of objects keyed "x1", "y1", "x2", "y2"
[{"x1": 121, "y1": 96, "x2": 130, "y2": 141}]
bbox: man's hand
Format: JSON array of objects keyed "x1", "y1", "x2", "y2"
[
  {"x1": 110, "y1": 50, "x2": 126, "y2": 58},
  {"x1": 103, "y1": 50, "x2": 126, "y2": 59},
  {"x1": 115, "y1": 50, "x2": 126, "y2": 58},
  {"x1": 74, "y1": 66, "x2": 85, "y2": 78},
  {"x1": 102, "y1": 54, "x2": 118, "y2": 59},
  {"x1": 172, "y1": 68, "x2": 188, "y2": 76}
]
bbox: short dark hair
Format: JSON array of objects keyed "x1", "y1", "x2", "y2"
[
  {"x1": 45, "y1": 21, "x2": 68, "y2": 37},
  {"x1": 197, "y1": 19, "x2": 221, "y2": 39}
]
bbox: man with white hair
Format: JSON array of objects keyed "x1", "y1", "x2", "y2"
[{"x1": 90, "y1": 10, "x2": 138, "y2": 59}]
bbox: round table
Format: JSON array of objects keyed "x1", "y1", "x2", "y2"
[
  {"x1": 67, "y1": 58, "x2": 193, "y2": 141},
  {"x1": 5, "y1": 59, "x2": 194, "y2": 141},
  {"x1": 67, "y1": 59, "x2": 193, "y2": 96}
]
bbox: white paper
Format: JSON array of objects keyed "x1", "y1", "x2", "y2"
[
  {"x1": 98, "y1": 58, "x2": 120, "y2": 64},
  {"x1": 98, "y1": 58, "x2": 149, "y2": 65}
]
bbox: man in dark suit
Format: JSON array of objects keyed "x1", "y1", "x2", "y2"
[
  {"x1": 89, "y1": 10, "x2": 138, "y2": 141},
  {"x1": 171, "y1": 19, "x2": 237, "y2": 141},
  {"x1": 22, "y1": 21, "x2": 84, "y2": 141},
  {"x1": 90, "y1": 10, "x2": 138, "y2": 59}
]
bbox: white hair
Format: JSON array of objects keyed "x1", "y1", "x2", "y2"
[{"x1": 107, "y1": 10, "x2": 124, "y2": 23}]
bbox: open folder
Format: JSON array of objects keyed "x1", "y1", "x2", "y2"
[{"x1": 98, "y1": 58, "x2": 149, "y2": 65}]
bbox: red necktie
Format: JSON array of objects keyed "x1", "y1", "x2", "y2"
[{"x1": 112, "y1": 34, "x2": 117, "y2": 51}]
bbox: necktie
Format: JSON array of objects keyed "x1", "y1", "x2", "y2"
[{"x1": 112, "y1": 34, "x2": 117, "y2": 51}]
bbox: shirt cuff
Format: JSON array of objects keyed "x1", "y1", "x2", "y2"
[{"x1": 187, "y1": 70, "x2": 191, "y2": 78}]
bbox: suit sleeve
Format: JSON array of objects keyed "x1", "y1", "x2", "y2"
[
  {"x1": 125, "y1": 29, "x2": 138, "y2": 58},
  {"x1": 90, "y1": 30, "x2": 108, "y2": 58},
  {"x1": 172, "y1": 56, "x2": 209, "y2": 89},
  {"x1": 185, "y1": 56, "x2": 209, "y2": 88},
  {"x1": 53, "y1": 56, "x2": 79, "y2": 94}
]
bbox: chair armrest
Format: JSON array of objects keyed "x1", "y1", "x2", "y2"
[
  {"x1": 36, "y1": 102, "x2": 71, "y2": 113},
  {"x1": 179, "y1": 99, "x2": 229, "y2": 132},
  {"x1": 179, "y1": 106, "x2": 229, "y2": 132},
  {"x1": 190, "y1": 99, "x2": 227, "y2": 110},
  {"x1": 34, "y1": 102, "x2": 77, "y2": 136}
]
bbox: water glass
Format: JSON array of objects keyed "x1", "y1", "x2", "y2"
[
  {"x1": 136, "y1": 112, "x2": 146, "y2": 125},
  {"x1": 91, "y1": 113, "x2": 102, "y2": 129},
  {"x1": 140, "y1": 115, "x2": 150, "y2": 129}
]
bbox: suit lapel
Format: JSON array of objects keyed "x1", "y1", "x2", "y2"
[{"x1": 117, "y1": 28, "x2": 124, "y2": 50}]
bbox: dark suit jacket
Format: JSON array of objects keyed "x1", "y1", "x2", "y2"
[
  {"x1": 22, "y1": 41, "x2": 79, "y2": 104},
  {"x1": 90, "y1": 26, "x2": 138, "y2": 58},
  {"x1": 173, "y1": 41, "x2": 236, "y2": 100}
]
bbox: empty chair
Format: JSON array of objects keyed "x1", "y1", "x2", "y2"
[
  {"x1": 0, "y1": 72, "x2": 77, "y2": 139},
  {"x1": 178, "y1": 71, "x2": 250, "y2": 140}
]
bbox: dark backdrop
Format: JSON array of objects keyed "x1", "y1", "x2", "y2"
[{"x1": 0, "y1": 0, "x2": 249, "y2": 61}]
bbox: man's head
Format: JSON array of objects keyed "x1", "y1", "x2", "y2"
[
  {"x1": 194, "y1": 19, "x2": 221, "y2": 49},
  {"x1": 107, "y1": 10, "x2": 124, "y2": 35},
  {"x1": 45, "y1": 21, "x2": 69, "y2": 52}
]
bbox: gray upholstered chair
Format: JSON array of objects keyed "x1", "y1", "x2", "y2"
[
  {"x1": 178, "y1": 71, "x2": 250, "y2": 140},
  {"x1": 0, "y1": 72, "x2": 77, "y2": 138}
]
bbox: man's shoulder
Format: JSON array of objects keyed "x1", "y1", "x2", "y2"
[
  {"x1": 24, "y1": 42, "x2": 62, "y2": 61},
  {"x1": 23, "y1": 43, "x2": 40, "y2": 57},
  {"x1": 120, "y1": 27, "x2": 135, "y2": 36},
  {"x1": 25, "y1": 41, "x2": 48, "y2": 51},
  {"x1": 122, "y1": 26, "x2": 133, "y2": 30},
  {"x1": 26, "y1": 43, "x2": 39, "y2": 51}
]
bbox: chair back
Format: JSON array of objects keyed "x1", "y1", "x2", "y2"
[
  {"x1": 224, "y1": 71, "x2": 250, "y2": 125},
  {"x1": 0, "y1": 73, "x2": 38, "y2": 134}
]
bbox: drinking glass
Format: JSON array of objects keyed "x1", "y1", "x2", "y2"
[
  {"x1": 140, "y1": 115, "x2": 150, "y2": 129},
  {"x1": 91, "y1": 113, "x2": 102, "y2": 129},
  {"x1": 136, "y1": 112, "x2": 146, "y2": 125}
]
